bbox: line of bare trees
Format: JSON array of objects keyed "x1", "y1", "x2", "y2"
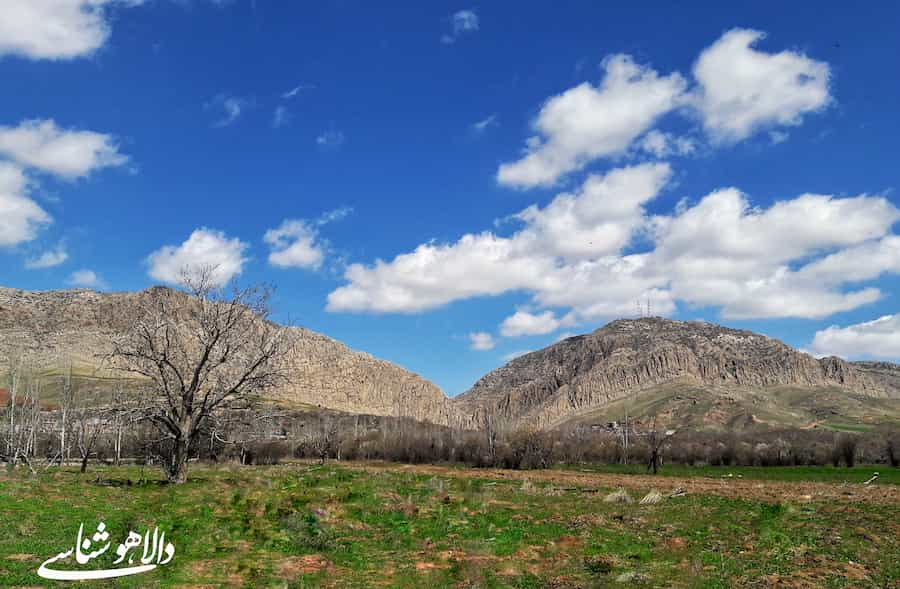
[
  {"x1": 1, "y1": 353, "x2": 144, "y2": 474},
  {"x1": 2, "y1": 269, "x2": 898, "y2": 481}
]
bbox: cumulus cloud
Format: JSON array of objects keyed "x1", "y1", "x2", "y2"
[
  {"x1": 264, "y1": 208, "x2": 350, "y2": 270},
  {"x1": 0, "y1": 163, "x2": 51, "y2": 247},
  {"x1": 0, "y1": 0, "x2": 143, "y2": 61},
  {"x1": 329, "y1": 159, "x2": 900, "y2": 323},
  {"x1": 649, "y1": 189, "x2": 899, "y2": 318},
  {"x1": 146, "y1": 228, "x2": 248, "y2": 286},
  {"x1": 500, "y1": 310, "x2": 574, "y2": 337},
  {"x1": 497, "y1": 55, "x2": 686, "y2": 188},
  {"x1": 441, "y1": 9, "x2": 479, "y2": 44},
  {"x1": 811, "y1": 315, "x2": 900, "y2": 360},
  {"x1": 0, "y1": 119, "x2": 128, "y2": 180},
  {"x1": 691, "y1": 29, "x2": 830, "y2": 143},
  {"x1": 25, "y1": 244, "x2": 68, "y2": 269},
  {"x1": 265, "y1": 220, "x2": 323, "y2": 270},
  {"x1": 327, "y1": 163, "x2": 670, "y2": 314},
  {"x1": 498, "y1": 29, "x2": 831, "y2": 188},
  {"x1": 67, "y1": 268, "x2": 105, "y2": 288},
  {"x1": 468, "y1": 332, "x2": 495, "y2": 351}
]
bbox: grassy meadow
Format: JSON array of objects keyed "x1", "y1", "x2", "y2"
[{"x1": 0, "y1": 462, "x2": 897, "y2": 588}]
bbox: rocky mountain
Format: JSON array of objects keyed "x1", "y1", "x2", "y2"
[
  {"x1": 454, "y1": 317, "x2": 900, "y2": 429},
  {"x1": 3, "y1": 287, "x2": 898, "y2": 432},
  {"x1": 0, "y1": 287, "x2": 456, "y2": 426}
]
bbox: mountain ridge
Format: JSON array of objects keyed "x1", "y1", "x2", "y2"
[
  {"x1": 2, "y1": 286, "x2": 898, "y2": 431},
  {"x1": 454, "y1": 317, "x2": 900, "y2": 429},
  {"x1": 0, "y1": 286, "x2": 456, "y2": 426}
]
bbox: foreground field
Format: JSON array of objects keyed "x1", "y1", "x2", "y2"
[{"x1": 0, "y1": 463, "x2": 898, "y2": 588}]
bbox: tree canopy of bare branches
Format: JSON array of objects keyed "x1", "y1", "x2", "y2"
[{"x1": 109, "y1": 268, "x2": 289, "y2": 483}]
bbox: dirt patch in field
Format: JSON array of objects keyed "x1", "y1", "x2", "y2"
[
  {"x1": 279, "y1": 554, "x2": 331, "y2": 576},
  {"x1": 338, "y1": 462, "x2": 900, "y2": 505}
]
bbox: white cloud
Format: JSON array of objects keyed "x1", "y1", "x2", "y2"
[
  {"x1": 264, "y1": 208, "x2": 351, "y2": 270},
  {"x1": 316, "y1": 129, "x2": 345, "y2": 149},
  {"x1": 811, "y1": 315, "x2": 900, "y2": 360},
  {"x1": 500, "y1": 310, "x2": 574, "y2": 337},
  {"x1": 441, "y1": 9, "x2": 479, "y2": 44},
  {"x1": 498, "y1": 29, "x2": 830, "y2": 188},
  {"x1": 25, "y1": 244, "x2": 68, "y2": 269},
  {"x1": 207, "y1": 95, "x2": 248, "y2": 127},
  {"x1": 649, "y1": 189, "x2": 899, "y2": 318},
  {"x1": 327, "y1": 163, "x2": 669, "y2": 314},
  {"x1": 0, "y1": 119, "x2": 128, "y2": 180},
  {"x1": 497, "y1": 55, "x2": 686, "y2": 188},
  {"x1": 637, "y1": 130, "x2": 695, "y2": 158},
  {"x1": 472, "y1": 114, "x2": 497, "y2": 133},
  {"x1": 468, "y1": 332, "x2": 495, "y2": 351},
  {"x1": 0, "y1": 163, "x2": 51, "y2": 247},
  {"x1": 691, "y1": 28, "x2": 830, "y2": 143},
  {"x1": 282, "y1": 84, "x2": 313, "y2": 99},
  {"x1": 0, "y1": 0, "x2": 143, "y2": 61},
  {"x1": 264, "y1": 220, "x2": 323, "y2": 270},
  {"x1": 329, "y1": 160, "x2": 900, "y2": 323},
  {"x1": 514, "y1": 162, "x2": 671, "y2": 260},
  {"x1": 67, "y1": 268, "x2": 105, "y2": 288},
  {"x1": 794, "y1": 236, "x2": 900, "y2": 285},
  {"x1": 146, "y1": 228, "x2": 248, "y2": 286}
]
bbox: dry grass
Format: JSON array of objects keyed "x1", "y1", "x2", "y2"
[
  {"x1": 639, "y1": 489, "x2": 663, "y2": 504},
  {"x1": 603, "y1": 488, "x2": 633, "y2": 503}
]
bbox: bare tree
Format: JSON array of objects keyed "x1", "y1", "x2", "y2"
[
  {"x1": 302, "y1": 414, "x2": 339, "y2": 464},
  {"x1": 2, "y1": 356, "x2": 60, "y2": 474},
  {"x1": 646, "y1": 416, "x2": 676, "y2": 475},
  {"x1": 4, "y1": 350, "x2": 25, "y2": 464},
  {"x1": 72, "y1": 392, "x2": 112, "y2": 473},
  {"x1": 482, "y1": 405, "x2": 509, "y2": 466},
  {"x1": 59, "y1": 359, "x2": 74, "y2": 466},
  {"x1": 108, "y1": 268, "x2": 289, "y2": 483}
]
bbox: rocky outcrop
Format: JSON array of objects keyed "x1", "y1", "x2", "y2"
[
  {"x1": 454, "y1": 318, "x2": 900, "y2": 428},
  {"x1": 0, "y1": 287, "x2": 456, "y2": 426}
]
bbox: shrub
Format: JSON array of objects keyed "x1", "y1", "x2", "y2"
[{"x1": 834, "y1": 434, "x2": 859, "y2": 468}]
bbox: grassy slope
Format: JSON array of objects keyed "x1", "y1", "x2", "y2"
[
  {"x1": 557, "y1": 380, "x2": 900, "y2": 432},
  {"x1": 0, "y1": 464, "x2": 897, "y2": 588}
]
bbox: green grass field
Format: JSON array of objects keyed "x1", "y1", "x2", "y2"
[
  {"x1": 559, "y1": 463, "x2": 900, "y2": 484},
  {"x1": 0, "y1": 463, "x2": 897, "y2": 588}
]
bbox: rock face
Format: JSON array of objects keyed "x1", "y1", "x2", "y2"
[
  {"x1": 0, "y1": 287, "x2": 456, "y2": 426},
  {"x1": 3, "y1": 288, "x2": 898, "y2": 432},
  {"x1": 454, "y1": 317, "x2": 900, "y2": 429}
]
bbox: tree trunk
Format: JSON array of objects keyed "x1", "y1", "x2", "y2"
[
  {"x1": 167, "y1": 437, "x2": 189, "y2": 484},
  {"x1": 80, "y1": 454, "x2": 89, "y2": 474}
]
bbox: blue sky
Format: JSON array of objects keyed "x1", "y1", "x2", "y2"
[{"x1": 2, "y1": 1, "x2": 900, "y2": 396}]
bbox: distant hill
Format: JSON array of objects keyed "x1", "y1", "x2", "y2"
[
  {"x1": 0, "y1": 286, "x2": 455, "y2": 426},
  {"x1": 3, "y1": 288, "x2": 898, "y2": 433},
  {"x1": 453, "y1": 318, "x2": 900, "y2": 431}
]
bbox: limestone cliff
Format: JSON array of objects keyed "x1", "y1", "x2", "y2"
[
  {"x1": 0, "y1": 287, "x2": 455, "y2": 426},
  {"x1": 454, "y1": 317, "x2": 900, "y2": 429}
]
